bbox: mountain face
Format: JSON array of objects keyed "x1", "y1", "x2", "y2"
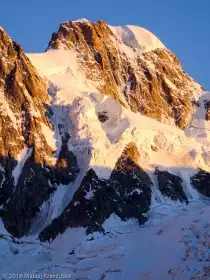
[
  {"x1": 2, "y1": 19, "x2": 210, "y2": 279},
  {"x1": 0, "y1": 19, "x2": 210, "y2": 248},
  {"x1": 47, "y1": 19, "x2": 202, "y2": 128},
  {"x1": 0, "y1": 28, "x2": 79, "y2": 237}
]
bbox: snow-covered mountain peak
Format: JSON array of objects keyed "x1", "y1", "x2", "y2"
[
  {"x1": 46, "y1": 19, "x2": 202, "y2": 128},
  {"x1": 109, "y1": 24, "x2": 165, "y2": 53},
  {"x1": 1, "y1": 19, "x2": 210, "y2": 279}
]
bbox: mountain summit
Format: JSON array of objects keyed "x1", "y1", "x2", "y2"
[{"x1": 46, "y1": 19, "x2": 202, "y2": 128}]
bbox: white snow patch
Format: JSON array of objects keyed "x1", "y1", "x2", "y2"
[
  {"x1": 74, "y1": 201, "x2": 80, "y2": 206},
  {"x1": 23, "y1": 90, "x2": 42, "y2": 118},
  {"x1": 130, "y1": 188, "x2": 143, "y2": 195},
  {"x1": 12, "y1": 147, "x2": 32, "y2": 186},
  {"x1": 84, "y1": 187, "x2": 94, "y2": 200},
  {"x1": 40, "y1": 123, "x2": 56, "y2": 150}
]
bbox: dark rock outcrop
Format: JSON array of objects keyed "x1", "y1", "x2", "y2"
[
  {"x1": 155, "y1": 168, "x2": 188, "y2": 203},
  {"x1": 109, "y1": 142, "x2": 152, "y2": 223},
  {"x1": 3, "y1": 154, "x2": 56, "y2": 237},
  {"x1": 39, "y1": 142, "x2": 152, "y2": 242},
  {"x1": 97, "y1": 111, "x2": 108, "y2": 123},
  {"x1": 204, "y1": 100, "x2": 210, "y2": 121},
  {"x1": 53, "y1": 133, "x2": 79, "y2": 185},
  {"x1": 3, "y1": 149, "x2": 79, "y2": 237},
  {"x1": 191, "y1": 169, "x2": 210, "y2": 197},
  {"x1": 0, "y1": 156, "x2": 17, "y2": 205}
]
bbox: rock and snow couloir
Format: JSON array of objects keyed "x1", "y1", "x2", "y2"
[{"x1": 1, "y1": 19, "x2": 210, "y2": 279}]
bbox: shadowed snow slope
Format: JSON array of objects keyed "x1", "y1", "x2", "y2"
[{"x1": 2, "y1": 201, "x2": 210, "y2": 279}]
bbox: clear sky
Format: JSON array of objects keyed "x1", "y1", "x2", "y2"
[{"x1": 1, "y1": 0, "x2": 210, "y2": 89}]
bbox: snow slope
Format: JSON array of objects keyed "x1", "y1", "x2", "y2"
[{"x1": 109, "y1": 25, "x2": 165, "y2": 53}]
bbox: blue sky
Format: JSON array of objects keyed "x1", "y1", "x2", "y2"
[{"x1": 1, "y1": 0, "x2": 210, "y2": 89}]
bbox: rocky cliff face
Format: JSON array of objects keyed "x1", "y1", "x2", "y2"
[
  {"x1": 47, "y1": 19, "x2": 203, "y2": 128},
  {"x1": 0, "y1": 28, "x2": 79, "y2": 237},
  {"x1": 0, "y1": 27, "x2": 49, "y2": 161}
]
